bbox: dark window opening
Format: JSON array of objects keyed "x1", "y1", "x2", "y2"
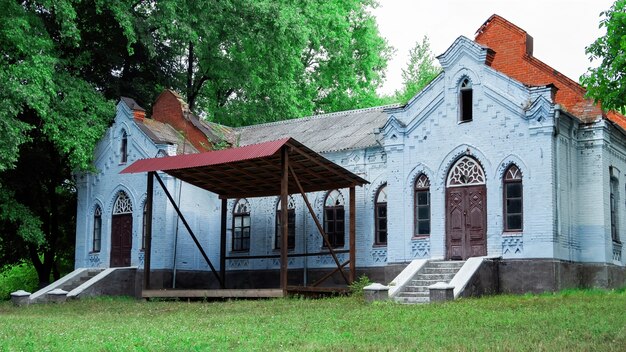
[
  {"x1": 460, "y1": 78, "x2": 473, "y2": 123},
  {"x1": 121, "y1": 131, "x2": 128, "y2": 164},
  {"x1": 611, "y1": 178, "x2": 619, "y2": 243},
  {"x1": 93, "y1": 206, "x2": 102, "y2": 252}
]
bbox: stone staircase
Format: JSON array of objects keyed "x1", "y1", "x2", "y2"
[
  {"x1": 29, "y1": 268, "x2": 105, "y2": 303},
  {"x1": 58, "y1": 270, "x2": 101, "y2": 292},
  {"x1": 394, "y1": 260, "x2": 465, "y2": 304}
]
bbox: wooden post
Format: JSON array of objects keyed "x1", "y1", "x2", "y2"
[
  {"x1": 220, "y1": 198, "x2": 227, "y2": 289},
  {"x1": 349, "y1": 186, "x2": 356, "y2": 283},
  {"x1": 280, "y1": 146, "x2": 289, "y2": 293},
  {"x1": 144, "y1": 171, "x2": 154, "y2": 290}
]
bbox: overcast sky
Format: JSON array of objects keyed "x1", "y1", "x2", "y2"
[{"x1": 372, "y1": 0, "x2": 615, "y2": 95}]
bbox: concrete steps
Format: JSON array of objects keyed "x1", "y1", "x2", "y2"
[
  {"x1": 29, "y1": 268, "x2": 105, "y2": 303},
  {"x1": 394, "y1": 260, "x2": 465, "y2": 304}
]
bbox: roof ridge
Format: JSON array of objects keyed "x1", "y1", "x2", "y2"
[{"x1": 236, "y1": 104, "x2": 400, "y2": 130}]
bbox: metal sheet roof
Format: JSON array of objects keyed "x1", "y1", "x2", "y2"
[
  {"x1": 121, "y1": 138, "x2": 368, "y2": 199},
  {"x1": 234, "y1": 105, "x2": 398, "y2": 153}
]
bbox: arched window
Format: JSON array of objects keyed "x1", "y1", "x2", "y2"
[
  {"x1": 503, "y1": 165, "x2": 523, "y2": 232},
  {"x1": 610, "y1": 177, "x2": 619, "y2": 243},
  {"x1": 324, "y1": 190, "x2": 345, "y2": 248},
  {"x1": 93, "y1": 206, "x2": 102, "y2": 252},
  {"x1": 375, "y1": 185, "x2": 388, "y2": 245},
  {"x1": 459, "y1": 78, "x2": 473, "y2": 123},
  {"x1": 275, "y1": 196, "x2": 296, "y2": 250},
  {"x1": 232, "y1": 199, "x2": 251, "y2": 251},
  {"x1": 120, "y1": 130, "x2": 128, "y2": 164},
  {"x1": 113, "y1": 192, "x2": 133, "y2": 214},
  {"x1": 414, "y1": 175, "x2": 431, "y2": 236},
  {"x1": 141, "y1": 202, "x2": 147, "y2": 250}
]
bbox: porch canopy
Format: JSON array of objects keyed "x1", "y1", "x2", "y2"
[{"x1": 121, "y1": 137, "x2": 368, "y2": 296}]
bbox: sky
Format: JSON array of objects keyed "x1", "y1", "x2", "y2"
[{"x1": 372, "y1": 0, "x2": 615, "y2": 95}]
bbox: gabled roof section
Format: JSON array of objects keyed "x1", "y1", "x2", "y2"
[
  {"x1": 121, "y1": 137, "x2": 368, "y2": 199},
  {"x1": 436, "y1": 36, "x2": 495, "y2": 69},
  {"x1": 234, "y1": 105, "x2": 399, "y2": 153},
  {"x1": 474, "y1": 14, "x2": 626, "y2": 129},
  {"x1": 121, "y1": 97, "x2": 145, "y2": 112}
]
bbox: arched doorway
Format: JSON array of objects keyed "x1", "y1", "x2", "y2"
[
  {"x1": 445, "y1": 156, "x2": 487, "y2": 260},
  {"x1": 111, "y1": 192, "x2": 133, "y2": 267}
]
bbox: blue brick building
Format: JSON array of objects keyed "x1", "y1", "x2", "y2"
[{"x1": 74, "y1": 16, "x2": 625, "y2": 294}]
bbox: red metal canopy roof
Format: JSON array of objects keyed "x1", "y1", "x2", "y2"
[{"x1": 121, "y1": 137, "x2": 368, "y2": 198}]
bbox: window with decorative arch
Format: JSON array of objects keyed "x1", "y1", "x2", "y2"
[
  {"x1": 446, "y1": 156, "x2": 486, "y2": 187},
  {"x1": 93, "y1": 205, "x2": 102, "y2": 252},
  {"x1": 414, "y1": 174, "x2": 431, "y2": 236},
  {"x1": 232, "y1": 199, "x2": 251, "y2": 251},
  {"x1": 459, "y1": 78, "x2": 473, "y2": 123},
  {"x1": 374, "y1": 184, "x2": 388, "y2": 245},
  {"x1": 275, "y1": 196, "x2": 296, "y2": 250},
  {"x1": 324, "y1": 190, "x2": 345, "y2": 248},
  {"x1": 113, "y1": 192, "x2": 133, "y2": 215},
  {"x1": 503, "y1": 164, "x2": 523, "y2": 232},
  {"x1": 120, "y1": 130, "x2": 128, "y2": 164}
]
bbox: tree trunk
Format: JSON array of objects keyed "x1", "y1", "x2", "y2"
[{"x1": 186, "y1": 41, "x2": 196, "y2": 111}]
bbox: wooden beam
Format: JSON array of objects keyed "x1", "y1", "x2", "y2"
[
  {"x1": 220, "y1": 198, "x2": 227, "y2": 289},
  {"x1": 144, "y1": 171, "x2": 154, "y2": 290},
  {"x1": 312, "y1": 260, "x2": 350, "y2": 287},
  {"x1": 153, "y1": 173, "x2": 223, "y2": 287},
  {"x1": 288, "y1": 165, "x2": 350, "y2": 285},
  {"x1": 142, "y1": 289, "x2": 284, "y2": 299},
  {"x1": 349, "y1": 186, "x2": 356, "y2": 283},
  {"x1": 280, "y1": 146, "x2": 289, "y2": 293}
]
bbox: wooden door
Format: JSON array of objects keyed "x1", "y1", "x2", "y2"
[
  {"x1": 446, "y1": 185, "x2": 487, "y2": 260},
  {"x1": 110, "y1": 214, "x2": 132, "y2": 267}
]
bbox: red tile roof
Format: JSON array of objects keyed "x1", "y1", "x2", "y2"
[{"x1": 475, "y1": 14, "x2": 626, "y2": 130}]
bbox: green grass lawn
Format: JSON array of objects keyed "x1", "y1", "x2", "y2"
[{"x1": 1, "y1": 289, "x2": 625, "y2": 351}]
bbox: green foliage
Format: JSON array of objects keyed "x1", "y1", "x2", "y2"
[
  {"x1": 162, "y1": 0, "x2": 391, "y2": 126},
  {"x1": 348, "y1": 275, "x2": 372, "y2": 298},
  {"x1": 0, "y1": 261, "x2": 39, "y2": 300},
  {"x1": 582, "y1": 0, "x2": 626, "y2": 111},
  {"x1": 0, "y1": 290, "x2": 625, "y2": 350},
  {"x1": 394, "y1": 36, "x2": 441, "y2": 105}
]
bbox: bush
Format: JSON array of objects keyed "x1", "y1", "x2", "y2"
[
  {"x1": 349, "y1": 275, "x2": 372, "y2": 299},
  {"x1": 0, "y1": 261, "x2": 39, "y2": 301}
]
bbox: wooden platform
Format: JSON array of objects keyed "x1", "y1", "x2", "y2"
[{"x1": 142, "y1": 288, "x2": 284, "y2": 299}]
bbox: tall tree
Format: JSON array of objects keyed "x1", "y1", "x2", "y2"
[
  {"x1": 582, "y1": 0, "x2": 626, "y2": 112},
  {"x1": 0, "y1": 0, "x2": 163, "y2": 285},
  {"x1": 0, "y1": 0, "x2": 392, "y2": 285},
  {"x1": 394, "y1": 36, "x2": 440, "y2": 105},
  {"x1": 163, "y1": 0, "x2": 391, "y2": 126}
]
